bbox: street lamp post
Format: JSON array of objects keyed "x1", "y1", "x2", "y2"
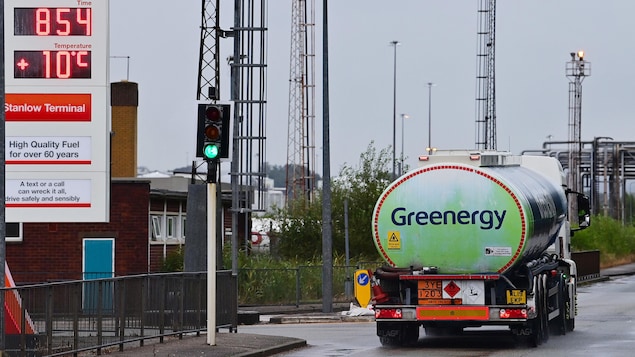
[
  {"x1": 390, "y1": 40, "x2": 400, "y2": 179},
  {"x1": 426, "y1": 82, "x2": 436, "y2": 154},
  {"x1": 400, "y1": 113, "x2": 409, "y2": 175}
]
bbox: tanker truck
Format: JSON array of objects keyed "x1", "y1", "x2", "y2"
[{"x1": 365, "y1": 150, "x2": 590, "y2": 347}]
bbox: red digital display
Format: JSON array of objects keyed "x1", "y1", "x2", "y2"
[
  {"x1": 14, "y1": 8, "x2": 92, "y2": 36},
  {"x1": 15, "y1": 51, "x2": 91, "y2": 79}
]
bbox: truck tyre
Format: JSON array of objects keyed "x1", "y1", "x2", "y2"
[
  {"x1": 539, "y1": 274, "x2": 550, "y2": 343},
  {"x1": 527, "y1": 276, "x2": 544, "y2": 347},
  {"x1": 377, "y1": 322, "x2": 419, "y2": 347},
  {"x1": 566, "y1": 282, "x2": 576, "y2": 332},
  {"x1": 550, "y1": 275, "x2": 567, "y2": 335}
]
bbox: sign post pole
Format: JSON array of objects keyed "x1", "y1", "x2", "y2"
[{"x1": 206, "y1": 182, "x2": 216, "y2": 345}]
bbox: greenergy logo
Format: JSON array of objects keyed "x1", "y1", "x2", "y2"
[{"x1": 390, "y1": 207, "x2": 507, "y2": 230}]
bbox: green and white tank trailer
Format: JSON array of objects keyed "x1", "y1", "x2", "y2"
[{"x1": 365, "y1": 151, "x2": 590, "y2": 347}]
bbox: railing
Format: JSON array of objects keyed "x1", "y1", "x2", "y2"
[
  {"x1": 2, "y1": 271, "x2": 236, "y2": 357},
  {"x1": 237, "y1": 263, "x2": 381, "y2": 306}
]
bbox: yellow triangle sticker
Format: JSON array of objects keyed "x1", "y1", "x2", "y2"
[{"x1": 387, "y1": 231, "x2": 401, "y2": 249}]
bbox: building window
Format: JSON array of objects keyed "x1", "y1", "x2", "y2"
[
  {"x1": 150, "y1": 212, "x2": 185, "y2": 244},
  {"x1": 6, "y1": 223, "x2": 22, "y2": 242},
  {"x1": 151, "y1": 215, "x2": 162, "y2": 241},
  {"x1": 181, "y1": 217, "x2": 186, "y2": 240},
  {"x1": 166, "y1": 216, "x2": 176, "y2": 239}
]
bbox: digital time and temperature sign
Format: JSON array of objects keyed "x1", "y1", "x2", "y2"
[
  {"x1": 5, "y1": 0, "x2": 110, "y2": 223},
  {"x1": 13, "y1": 7, "x2": 93, "y2": 79}
]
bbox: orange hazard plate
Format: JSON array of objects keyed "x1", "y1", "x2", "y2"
[
  {"x1": 416, "y1": 306, "x2": 489, "y2": 321},
  {"x1": 418, "y1": 280, "x2": 443, "y2": 299}
]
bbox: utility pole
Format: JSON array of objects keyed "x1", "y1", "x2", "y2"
[
  {"x1": 426, "y1": 83, "x2": 436, "y2": 154},
  {"x1": 565, "y1": 51, "x2": 590, "y2": 227},
  {"x1": 321, "y1": 0, "x2": 333, "y2": 313},
  {"x1": 566, "y1": 50, "x2": 590, "y2": 195},
  {"x1": 390, "y1": 40, "x2": 400, "y2": 179}
]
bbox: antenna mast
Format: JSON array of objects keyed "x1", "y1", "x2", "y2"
[
  {"x1": 286, "y1": 0, "x2": 316, "y2": 206},
  {"x1": 475, "y1": 0, "x2": 497, "y2": 150}
]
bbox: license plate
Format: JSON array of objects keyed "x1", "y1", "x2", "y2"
[{"x1": 506, "y1": 289, "x2": 526, "y2": 304}]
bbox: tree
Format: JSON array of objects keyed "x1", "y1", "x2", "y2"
[
  {"x1": 331, "y1": 142, "x2": 394, "y2": 258},
  {"x1": 271, "y1": 142, "x2": 393, "y2": 260},
  {"x1": 272, "y1": 197, "x2": 324, "y2": 260}
]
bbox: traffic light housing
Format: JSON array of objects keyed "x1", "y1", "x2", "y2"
[{"x1": 197, "y1": 103, "x2": 230, "y2": 160}]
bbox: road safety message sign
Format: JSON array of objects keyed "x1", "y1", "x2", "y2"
[{"x1": 4, "y1": 0, "x2": 110, "y2": 222}]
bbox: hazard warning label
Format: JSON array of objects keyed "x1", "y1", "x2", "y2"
[{"x1": 387, "y1": 231, "x2": 401, "y2": 249}]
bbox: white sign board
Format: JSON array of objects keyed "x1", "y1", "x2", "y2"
[{"x1": 4, "y1": 0, "x2": 110, "y2": 222}]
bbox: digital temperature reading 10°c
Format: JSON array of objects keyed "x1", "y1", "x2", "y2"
[
  {"x1": 14, "y1": 8, "x2": 92, "y2": 36},
  {"x1": 15, "y1": 50, "x2": 91, "y2": 79}
]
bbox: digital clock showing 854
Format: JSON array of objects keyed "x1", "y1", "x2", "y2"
[{"x1": 13, "y1": 7, "x2": 93, "y2": 79}]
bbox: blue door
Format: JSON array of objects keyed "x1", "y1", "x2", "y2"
[{"x1": 83, "y1": 238, "x2": 114, "y2": 313}]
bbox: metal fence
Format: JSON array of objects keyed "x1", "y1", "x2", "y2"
[
  {"x1": 572, "y1": 250, "x2": 601, "y2": 282},
  {"x1": 2, "y1": 271, "x2": 237, "y2": 357},
  {"x1": 237, "y1": 263, "x2": 381, "y2": 306}
]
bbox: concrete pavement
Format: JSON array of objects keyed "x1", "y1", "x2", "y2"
[
  {"x1": 95, "y1": 332, "x2": 307, "y2": 357},
  {"x1": 101, "y1": 264, "x2": 635, "y2": 357},
  {"x1": 597, "y1": 262, "x2": 635, "y2": 277},
  {"x1": 98, "y1": 304, "x2": 370, "y2": 357}
]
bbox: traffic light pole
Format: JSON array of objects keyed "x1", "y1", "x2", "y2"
[
  {"x1": 206, "y1": 182, "x2": 217, "y2": 345},
  {"x1": 207, "y1": 160, "x2": 218, "y2": 183}
]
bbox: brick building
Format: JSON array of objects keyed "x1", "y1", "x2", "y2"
[
  {"x1": 6, "y1": 81, "x2": 245, "y2": 284},
  {"x1": 6, "y1": 180, "x2": 150, "y2": 282}
]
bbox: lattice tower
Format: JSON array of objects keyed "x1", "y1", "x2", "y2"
[
  {"x1": 286, "y1": 0, "x2": 316, "y2": 207},
  {"x1": 198, "y1": 1, "x2": 268, "y2": 263},
  {"x1": 475, "y1": 0, "x2": 497, "y2": 150},
  {"x1": 197, "y1": 0, "x2": 220, "y2": 101}
]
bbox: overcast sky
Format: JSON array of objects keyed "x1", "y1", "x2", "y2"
[{"x1": 109, "y1": 1, "x2": 635, "y2": 175}]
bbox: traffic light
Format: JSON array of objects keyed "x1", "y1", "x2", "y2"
[
  {"x1": 197, "y1": 103, "x2": 231, "y2": 161},
  {"x1": 203, "y1": 104, "x2": 222, "y2": 160}
]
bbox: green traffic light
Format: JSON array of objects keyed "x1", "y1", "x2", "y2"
[{"x1": 204, "y1": 143, "x2": 219, "y2": 159}]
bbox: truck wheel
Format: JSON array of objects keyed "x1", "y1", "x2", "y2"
[
  {"x1": 565, "y1": 284, "x2": 576, "y2": 332},
  {"x1": 527, "y1": 276, "x2": 544, "y2": 347},
  {"x1": 566, "y1": 317, "x2": 575, "y2": 332},
  {"x1": 549, "y1": 275, "x2": 567, "y2": 336},
  {"x1": 539, "y1": 274, "x2": 550, "y2": 343}
]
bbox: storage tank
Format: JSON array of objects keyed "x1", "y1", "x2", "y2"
[{"x1": 372, "y1": 162, "x2": 567, "y2": 274}]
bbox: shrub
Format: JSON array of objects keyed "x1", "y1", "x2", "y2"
[{"x1": 572, "y1": 215, "x2": 635, "y2": 267}]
